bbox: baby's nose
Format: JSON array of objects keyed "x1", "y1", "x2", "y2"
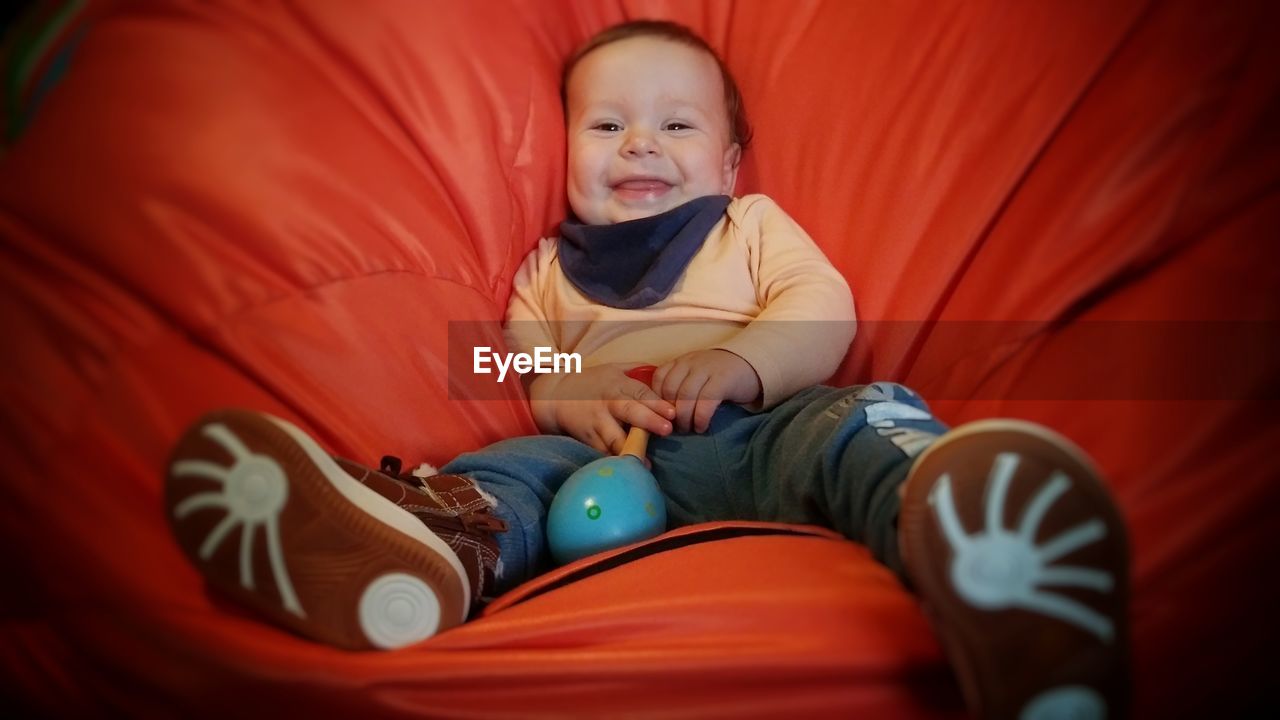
[{"x1": 621, "y1": 131, "x2": 660, "y2": 156}]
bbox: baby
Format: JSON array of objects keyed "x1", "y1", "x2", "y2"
[{"x1": 167, "y1": 20, "x2": 1129, "y2": 720}]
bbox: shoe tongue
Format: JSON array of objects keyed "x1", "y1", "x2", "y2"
[{"x1": 379, "y1": 455, "x2": 403, "y2": 476}]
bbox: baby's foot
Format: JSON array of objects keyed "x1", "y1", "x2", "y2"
[
  {"x1": 899, "y1": 419, "x2": 1130, "y2": 719},
  {"x1": 165, "y1": 409, "x2": 471, "y2": 649}
]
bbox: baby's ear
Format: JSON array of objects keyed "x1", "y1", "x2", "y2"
[{"x1": 722, "y1": 143, "x2": 742, "y2": 194}]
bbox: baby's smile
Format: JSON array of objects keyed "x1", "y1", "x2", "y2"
[{"x1": 610, "y1": 177, "x2": 675, "y2": 205}]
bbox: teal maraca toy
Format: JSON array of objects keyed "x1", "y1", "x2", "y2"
[{"x1": 546, "y1": 366, "x2": 667, "y2": 565}]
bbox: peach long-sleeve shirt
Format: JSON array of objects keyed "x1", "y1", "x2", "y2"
[{"x1": 504, "y1": 194, "x2": 856, "y2": 409}]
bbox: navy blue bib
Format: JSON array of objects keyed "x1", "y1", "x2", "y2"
[{"x1": 558, "y1": 195, "x2": 731, "y2": 309}]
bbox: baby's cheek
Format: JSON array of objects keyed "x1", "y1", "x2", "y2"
[{"x1": 565, "y1": 186, "x2": 597, "y2": 224}]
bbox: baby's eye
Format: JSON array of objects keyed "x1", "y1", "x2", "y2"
[
  {"x1": 664, "y1": 122, "x2": 693, "y2": 131},
  {"x1": 592, "y1": 122, "x2": 622, "y2": 132}
]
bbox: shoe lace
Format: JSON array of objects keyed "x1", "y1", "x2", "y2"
[{"x1": 379, "y1": 455, "x2": 507, "y2": 535}]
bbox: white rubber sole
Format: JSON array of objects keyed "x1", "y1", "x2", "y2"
[
  {"x1": 358, "y1": 572, "x2": 443, "y2": 649},
  {"x1": 266, "y1": 415, "x2": 472, "y2": 616}
]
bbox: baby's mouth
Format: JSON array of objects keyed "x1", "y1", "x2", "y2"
[{"x1": 611, "y1": 179, "x2": 674, "y2": 202}]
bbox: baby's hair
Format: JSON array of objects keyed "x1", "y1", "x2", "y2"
[{"x1": 561, "y1": 19, "x2": 753, "y2": 156}]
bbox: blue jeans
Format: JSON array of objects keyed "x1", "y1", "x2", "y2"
[{"x1": 442, "y1": 383, "x2": 947, "y2": 595}]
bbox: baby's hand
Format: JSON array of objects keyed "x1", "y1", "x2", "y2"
[
  {"x1": 653, "y1": 350, "x2": 762, "y2": 433},
  {"x1": 528, "y1": 364, "x2": 675, "y2": 454}
]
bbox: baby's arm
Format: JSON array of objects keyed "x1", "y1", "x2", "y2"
[
  {"x1": 655, "y1": 197, "x2": 856, "y2": 429},
  {"x1": 718, "y1": 198, "x2": 856, "y2": 404},
  {"x1": 506, "y1": 242, "x2": 675, "y2": 454}
]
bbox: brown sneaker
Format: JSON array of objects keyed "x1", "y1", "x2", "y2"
[
  {"x1": 166, "y1": 409, "x2": 477, "y2": 650},
  {"x1": 899, "y1": 419, "x2": 1130, "y2": 720},
  {"x1": 331, "y1": 457, "x2": 507, "y2": 607}
]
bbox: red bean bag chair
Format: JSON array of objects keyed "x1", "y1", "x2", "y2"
[{"x1": 2, "y1": 0, "x2": 1276, "y2": 716}]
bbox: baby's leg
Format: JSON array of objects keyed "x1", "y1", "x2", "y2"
[
  {"x1": 737, "y1": 383, "x2": 1130, "y2": 719},
  {"x1": 735, "y1": 382, "x2": 947, "y2": 575},
  {"x1": 441, "y1": 437, "x2": 602, "y2": 592}
]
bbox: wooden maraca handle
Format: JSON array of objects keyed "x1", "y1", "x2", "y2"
[{"x1": 620, "y1": 426, "x2": 649, "y2": 459}]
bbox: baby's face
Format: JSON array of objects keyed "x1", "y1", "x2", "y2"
[{"x1": 565, "y1": 36, "x2": 740, "y2": 225}]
